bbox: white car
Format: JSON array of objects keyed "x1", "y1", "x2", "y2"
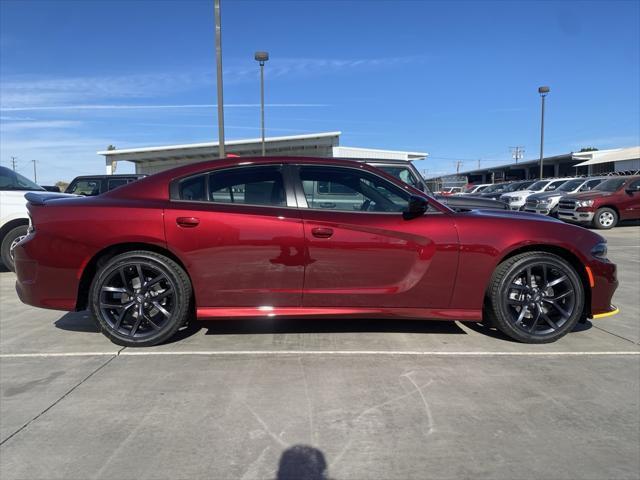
[
  {"x1": 523, "y1": 177, "x2": 605, "y2": 216},
  {"x1": 500, "y1": 178, "x2": 575, "y2": 211},
  {"x1": 0, "y1": 166, "x2": 72, "y2": 271},
  {"x1": 458, "y1": 183, "x2": 492, "y2": 195}
]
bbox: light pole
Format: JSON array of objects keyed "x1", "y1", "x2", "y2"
[
  {"x1": 255, "y1": 51, "x2": 269, "y2": 156},
  {"x1": 214, "y1": 0, "x2": 225, "y2": 158},
  {"x1": 538, "y1": 86, "x2": 550, "y2": 179}
]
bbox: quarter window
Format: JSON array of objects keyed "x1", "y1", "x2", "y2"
[{"x1": 299, "y1": 166, "x2": 409, "y2": 212}]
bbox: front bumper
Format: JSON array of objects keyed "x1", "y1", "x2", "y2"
[
  {"x1": 524, "y1": 206, "x2": 553, "y2": 215},
  {"x1": 587, "y1": 259, "x2": 618, "y2": 319},
  {"x1": 558, "y1": 209, "x2": 594, "y2": 223}
]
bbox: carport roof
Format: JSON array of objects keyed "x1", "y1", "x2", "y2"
[
  {"x1": 572, "y1": 146, "x2": 640, "y2": 167},
  {"x1": 97, "y1": 131, "x2": 343, "y2": 162}
]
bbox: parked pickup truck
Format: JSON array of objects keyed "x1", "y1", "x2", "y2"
[
  {"x1": 65, "y1": 174, "x2": 145, "y2": 196},
  {"x1": 0, "y1": 167, "x2": 75, "y2": 271},
  {"x1": 558, "y1": 175, "x2": 640, "y2": 229}
]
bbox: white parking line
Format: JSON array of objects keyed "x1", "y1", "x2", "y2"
[{"x1": 1, "y1": 350, "x2": 639, "y2": 358}]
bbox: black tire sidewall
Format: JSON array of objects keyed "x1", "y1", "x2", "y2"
[
  {"x1": 1, "y1": 225, "x2": 29, "y2": 272},
  {"x1": 492, "y1": 255, "x2": 584, "y2": 343},
  {"x1": 89, "y1": 251, "x2": 190, "y2": 347},
  {"x1": 594, "y1": 208, "x2": 618, "y2": 230}
]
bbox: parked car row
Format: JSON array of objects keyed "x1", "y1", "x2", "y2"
[{"x1": 462, "y1": 174, "x2": 640, "y2": 229}]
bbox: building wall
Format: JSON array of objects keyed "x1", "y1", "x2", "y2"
[{"x1": 615, "y1": 159, "x2": 640, "y2": 172}]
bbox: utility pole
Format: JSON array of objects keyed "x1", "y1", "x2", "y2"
[
  {"x1": 455, "y1": 160, "x2": 463, "y2": 174},
  {"x1": 11, "y1": 156, "x2": 17, "y2": 171},
  {"x1": 214, "y1": 0, "x2": 225, "y2": 158},
  {"x1": 32, "y1": 160, "x2": 37, "y2": 183},
  {"x1": 538, "y1": 86, "x2": 550, "y2": 179},
  {"x1": 510, "y1": 146, "x2": 525, "y2": 164}
]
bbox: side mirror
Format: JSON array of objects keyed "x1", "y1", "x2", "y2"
[{"x1": 403, "y1": 195, "x2": 429, "y2": 220}]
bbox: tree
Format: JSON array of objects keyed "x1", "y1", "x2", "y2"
[{"x1": 579, "y1": 147, "x2": 599, "y2": 152}]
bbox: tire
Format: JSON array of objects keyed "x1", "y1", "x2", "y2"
[
  {"x1": 1, "y1": 225, "x2": 29, "y2": 272},
  {"x1": 89, "y1": 250, "x2": 192, "y2": 347},
  {"x1": 485, "y1": 252, "x2": 584, "y2": 343},
  {"x1": 593, "y1": 207, "x2": 618, "y2": 229}
]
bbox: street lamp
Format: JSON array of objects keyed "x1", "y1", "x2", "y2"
[
  {"x1": 538, "y1": 86, "x2": 550, "y2": 179},
  {"x1": 255, "y1": 51, "x2": 269, "y2": 156}
]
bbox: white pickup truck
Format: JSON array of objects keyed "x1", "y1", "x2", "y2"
[{"x1": 0, "y1": 166, "x2": 71, "y2": 271}]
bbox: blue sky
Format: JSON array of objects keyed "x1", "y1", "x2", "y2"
[{"x1": 1, "y1": 0, "x2": 638, "y2": 184}]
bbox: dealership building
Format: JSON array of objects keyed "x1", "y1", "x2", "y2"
[
  {"x1": 428, "y1": 146, "x2": 640, "y2": 188},
  {"x1": 98, "y1": 131, "x2": 428, "y2": 175}
]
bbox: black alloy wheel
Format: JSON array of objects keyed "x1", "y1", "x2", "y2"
[
  {"x1": 90, "y1": 251, "x2": 191, "y2": 347},
  {"x1": 486, "y1": 252, "x2": 584, "y2": 343}
]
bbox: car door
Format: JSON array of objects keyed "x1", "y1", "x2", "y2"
[
  {"x1": 618, "y1": 178, "x2": 640, "y2": 220},
  {"x1": 293, "y1": 164, "x2": 459, "y2": 309},
  {"x1": 164, "y1": 164, "x2": 305, "y2": 308}
]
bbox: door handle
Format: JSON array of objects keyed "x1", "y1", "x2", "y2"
[
  {"x1": 311, "y1": 227, "x2": 333, "y2": 238},
  {"x1": 176, "y1": 217, "x2": 200, "y2": 228}
]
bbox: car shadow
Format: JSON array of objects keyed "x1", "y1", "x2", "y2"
[
  {"x1": 201, "y1": 317, "x2": 467, "y2": 336},
  {"x1": 54, "y1": 311, "x2": 100, "y2": 333},
  {"x1": 464, "y1": 318, "x2": 592, "y2": 342}
]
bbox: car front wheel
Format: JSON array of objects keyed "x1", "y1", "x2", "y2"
[
  {"x1": 593, "y1": 207, "x2": 618, "y2": 229},
  {"x1": 89, "y1": 250, "x2": 192, "y2": 347},
  {"x1": 485, "y1": 252, "x2": 584, "y2": 343}
]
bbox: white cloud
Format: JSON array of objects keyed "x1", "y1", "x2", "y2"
[
  {"x1": 0, "y1": 120, "x2": 83, "y2": 132},
  {"x1": 1, "y1": 103, "x2": 329, "y2": 112}
]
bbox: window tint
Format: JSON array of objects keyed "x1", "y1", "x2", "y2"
[
  {"x1": 583, "y1": 179, "x2": 602, "y2": 190},
  {"x1": 377, "y1": 166, "x2": 420, "y2": 188},
  {"x1": 67, "y1": 179, "x2": 101, "y2": 196},
  {"x1": 209, "y1": 166, "x2": 285, "y2": 206},
  {"x1": 0, "y1": 166, "x2": 44, "y2": 191},
  {"x1": 107, "y1": 179, "x2": 128, "y2": 190},
  {"x1": 544, "y1": 180, "x2": 567, "y2": 191},
  {"x1": 300, "y1": 166, "x2": 409, "y2": 212},
  {"x1": 595, "y1": 178, "x2": 626, "y2": 192},
  {"x1": 628, "y1": 179, "x2": 640, "y2": 191},
  {"x1": 179, "y1": 175, "x2": 206, "y2": 201}
]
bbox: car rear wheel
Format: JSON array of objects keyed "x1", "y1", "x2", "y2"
[
  {"x1": 593, "y1": 207, "x2": 618, "y2": 229},
  {"x1": 1, "y1": 224, "x2": 29, "y2": 272},
  {"x1": 89, "y1": 250, "x2": 192, "y2": 347},
  {"x1": 485, "y1": 252, "x2": 584, "y2": 343}
]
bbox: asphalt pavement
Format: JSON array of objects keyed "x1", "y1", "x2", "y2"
[{"x1": 1, "y1": 226, "x2": 638, "y2": 480}]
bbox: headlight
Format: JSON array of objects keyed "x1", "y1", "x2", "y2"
[
  {"x1": 591, "y1": 242, "x2": 608, "y2": 259},
  {"x1": 27, "y1": 214, "x2": 34, "y2": 234},
  {"x1": 576, "y1": 199, "x2": 594, "y2": 207},
  {"x1": 538, "y1": 199, "x2": 549, "y2": 204}
]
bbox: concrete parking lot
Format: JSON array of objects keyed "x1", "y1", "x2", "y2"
[{"x1": 1, "y1": 227, "x2": 639, "y2": 480}]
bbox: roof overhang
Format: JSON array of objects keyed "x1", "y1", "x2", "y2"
[
  {"x1": 98, "y1": 131, "x2": 342, "y2": 163},
  {"x1": 573, "y1": 146, "x2": 640, "y2": 167}
]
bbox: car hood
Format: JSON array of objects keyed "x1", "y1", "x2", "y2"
[
  {"x1": 566, "y1": 190, "x2": 614, "y2": 200},
  {"x1": 501, "y1": 190, "x2": 535, "y2": 198},
  {"x1": 528, "y1": 191, "x2": 565, "y2": 200},
  {"x1": 463, "y1": 208, "x2": 563, "y2": 223}
]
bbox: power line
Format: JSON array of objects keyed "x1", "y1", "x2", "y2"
[{"x1": 510, "y1": 146, "x2": 525, "y2": 164}]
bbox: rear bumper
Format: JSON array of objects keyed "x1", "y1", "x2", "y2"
[{"x1": 14, "y1": 238, "x2": 79, "y2": 311}]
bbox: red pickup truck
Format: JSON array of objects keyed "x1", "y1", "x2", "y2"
[{"x1": 558, "y1": 175, "x2": 640, "y2": 229}]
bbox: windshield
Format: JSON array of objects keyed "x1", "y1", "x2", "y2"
[
  {"x1": 595, "y1": 178, "x2": 627, "y2": 192},
  {"x1": 557, "y1": 179, "x2": 584, "y2": 192},
  {"x1": 481, "y1": 184, "x2": 499, "y2": 193},
  {"x1": 0, "y1": 166, "x2": 44, "y2": 191},
  {"x1": 505, "y1": 181, "x2": 532, "y2": 192},
  {"x1": 528, "y1": 180, "x2": 549, "y2": 191}
]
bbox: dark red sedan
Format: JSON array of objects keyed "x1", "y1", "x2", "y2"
[{"x1": 14, "y1": 157, "x2": 618, "y2": 346}]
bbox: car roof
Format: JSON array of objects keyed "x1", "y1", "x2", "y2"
[{"x1": 102, "y1": 156, "x2": 431, "y2": 202}]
